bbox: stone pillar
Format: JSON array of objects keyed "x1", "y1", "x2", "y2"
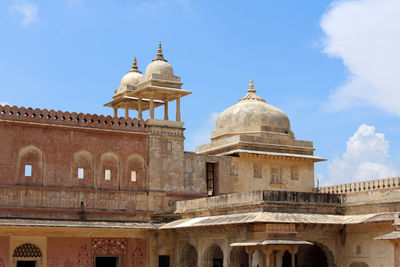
[
  {"x1": 176, "y1": 97, "x2": 181, "y2": 121},
  {"x1": 262, "y1": 247, "x2": 273, "y2": 267},
  {"x1": 150, "y1": 96, "x2": 154, "y2": 119},
  {"x1": 164, "y1": 100, "x2": 169, "y2": 120},
  {"x1": 275, "y1": 251, "x2": 284, "y2": 267},
  {"x1": 245, "y1": 247, "x2": 255, "y2": 267},
  {"x1": 125, "y1": 108, "x2": 129, "y2": 119},
  {"x1": 289, "y1": 246, "x2": 298, "y2": 267},
  {"x1": 113, "y1": 108, "x2": 117, "y2": 118},
  {"x1": 138, "y1": 97, "x2": 142, "y2": 120}
]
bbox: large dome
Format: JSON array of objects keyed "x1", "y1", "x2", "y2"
[{"x1": 213, "y1": 79, "x2": 291, "y2": 137}]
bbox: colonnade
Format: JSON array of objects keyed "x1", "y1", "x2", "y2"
[{"x1": 245, "y1": 246, "x2": 298, "y2": 267}]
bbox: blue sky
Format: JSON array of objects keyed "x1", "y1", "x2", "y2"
[{"x1": 1, "y1": 0, "x2": 400, "y2": 185}]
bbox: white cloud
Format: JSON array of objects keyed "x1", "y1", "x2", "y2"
[
  {"x1": 320, "y1": 0, "x2": 400, "y2": 115},
  {"x1": 11, "y1": 0, "x2": 39, "y2": 26},
  {"x1": 327, "y1": 124, "x2": 398, "y2": 185},
  {"x1": 0, "y1": 102, "x2": 9, "y2": 106},
  {"x1": 185, "y1": 112, "x2": 219, "y2": 151}
]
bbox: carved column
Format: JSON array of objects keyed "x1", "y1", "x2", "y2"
[
  {"x1": 113, "y1": 108, "x2": 117, "y2": 118},
  {"x1": 262, "y1": 247, "x2": 274, "y2": 267},
  {"x1": 245, "y1": 247, "x2": 255, "y2": 267},
  {"x1": 138, "y1": 97, "x2": 142, "y2": 120},
  {"x1": 125, "y1": 108, "x2": 129, "y2": 119},
  {"x1": 176, "y1": 97, "x2": 181, "y2": 121},
  {"x1": 275, "y1": 251, "x2": 284, "y2": 267},
  {"x1": 150, "y1": 96, "x2": 154, "y2": 119},
  {"x1": 289, "y1": 246, "x2": 299, "y2": 267},
  {"x1": 164, "y1": 100, "x2": 169, "y2": 120}
]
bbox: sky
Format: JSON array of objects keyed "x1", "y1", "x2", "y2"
[{"x1": 1, "y1": 0, "x2": 400, "y2": 186}]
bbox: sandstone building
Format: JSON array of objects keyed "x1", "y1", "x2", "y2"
[{"x1": 0, "y1": 44, "x2": 399, "y2": 267}]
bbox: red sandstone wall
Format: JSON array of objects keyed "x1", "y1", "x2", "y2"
[
  {"x1": 47, "y1": 237, "x2": 147, "y2": 267},
  {"x1": 128, "y1": 238, "x2": 147, "y2": 267},
  {"x1": 47, "y1": 237, "x2": 92, "y2": 266},
  {"x1": 0, "y1": 236, "x2": 9, "y2": 267},
  {"x1": 0, "y1": 105, "x2": 148, "y2": 191}
]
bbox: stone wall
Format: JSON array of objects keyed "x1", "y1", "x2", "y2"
[{"x1": 234, "y1": 155, "x2": 315, "y2": 193}]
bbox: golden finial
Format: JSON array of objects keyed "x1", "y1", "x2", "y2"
[
  {"x1": 248, "y1": 77, "x2": 256, "y2": 93},
  {"x1": 153, "y1": 42, "x2": 167, "y2": 62},
  {"x1": 129, "y1": 57, "x2": 141, "y2": 73}
]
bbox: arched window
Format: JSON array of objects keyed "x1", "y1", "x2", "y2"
[
  {"x1": 13, "y1": 243, "x2": 42, "y2": 266},
  {"x1": 72, "y1": 150, "x2": 94, "y2": 188},
  {"x1": 17, "y1": 145, "x2": 44, "y2": 186},
  {"x1": 99, "y1": 152, "x2": 120, "y2": 189},
  {"x1": 124, "y1": 153, "x2": 145, "y2": 190}
]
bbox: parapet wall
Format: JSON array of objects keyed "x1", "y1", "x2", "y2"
[
  {"x1": 175, "y1": 190, "x2": 342, "y2": 214},
  {"x1": 0, "y1": 105, "x2": 147, "y2": 133},
  {"x1": 319, "y1": 177, "x2": 400, "y2": 194}
]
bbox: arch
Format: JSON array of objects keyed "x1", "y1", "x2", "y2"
[
  {"x1": 282, "y1": 250, "x2": 294, "y2": 267},
  {"x1": 349, "y1": 262, "x2": 369, "y2": 267},
  {"x1": 229, "y1": 247, "x2": 248, "y2": 267},
  {"x1": 297, "y1": 242, "x2": 336, "y2": 267},
  {"x1": 180, "y1": 243, "x2": 198, "y2": 267},
  {"x1": 72, "y1": 150, "x2": 94, "y2": 188},
  {"x1": 125, "y1": 153, "x2": 146, "y2": 190},
  {"x1": 16, "y1": 145, "x2": 44, "y2": 185},
  {"x1": 99, "y1": 151, "x2": 120, "y2": 189},
  {"x1": 202, "y1": 244, "x2": 224, "y2": 267},
  {"x1": 13, "y1": 243, "x2": 42, "y2": 258}
]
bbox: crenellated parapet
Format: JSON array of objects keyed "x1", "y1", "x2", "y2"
[
  {"x1": 319, "y1": 177, "x2": 400, "y2": 194},
  {"x1": 0, "y1": 105, "x2": 147, "y2": 133}
]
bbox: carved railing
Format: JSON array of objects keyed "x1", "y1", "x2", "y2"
[
  {"x1": 0, "y1": 105, "x2": 146, "y2": 132},
  {"x1": 319, "y1": 177, "x2": 400, "y2": 194}
]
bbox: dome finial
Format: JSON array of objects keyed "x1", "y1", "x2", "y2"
[
  {"x1": 239, "y1": 77, "x2": 265, "y2": 103},
  {"x1": 129, "y1": 57, "x2": 142, "y2": 73},
  {"x1": 248, "y1": 77, "x2": 256, "y2": 93},
  {"x1": 153, "y1": 42, "x2": 167, "y2": 62}
]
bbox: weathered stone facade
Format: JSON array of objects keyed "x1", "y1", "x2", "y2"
[{"x1": 0, "y1": 45, "x2": 399, "y2": 267}]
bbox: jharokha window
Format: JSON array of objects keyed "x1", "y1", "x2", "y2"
[{"x1": 206, "y1": 163, "x2": 217, "y2": 196}]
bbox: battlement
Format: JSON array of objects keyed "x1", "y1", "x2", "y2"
[
  {"x1": 0, "y1": 105, "x2": 147, "y2": 133},
  {"x1": 319, "y1": 177, "x2": 400, "y2": 194}
]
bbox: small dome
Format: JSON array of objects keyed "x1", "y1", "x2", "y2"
[
  {"x1": 144, "y1": 43, "x2": 174, "y2": 77},
  {"x1": 116, "y1": 57, "x2": 143, "y2": 94},
  {"x1": 214, "y1": 79, "x2": 291, "y2": 137}
]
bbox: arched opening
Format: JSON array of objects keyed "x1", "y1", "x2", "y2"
[
  {"x1": 282, "y1": 250, "x2": 296, "y2": 267},
  {"x1": 180, "y1": 243, "x2": 198, "y2": 267},
  {"x1": 349, "y1": 262, "x2": 369, "y2": 267},
  {"x1": 297, "y1": 244, "x2": 329, "y2": 267},
  {"x1": 229, "y1": 247, "x2": 249, "y2": 267},
  {"x1": 13, "y1": 243, "x2": 42, "y2": 267},
  {"x1": 203, "y1": 244, "x2": 224, "y2": 267}
]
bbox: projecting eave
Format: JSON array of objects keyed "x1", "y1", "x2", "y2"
[
  {"x1": 104, "y1": 96, "x2": 164, "y2": 111},
  {"x1": 374, "y1": 230, "x2": 400, "y2": 240},
  {"x1": 218, "y1": 149, "x2": 326, "y2": 162},
  {"x1": 160, "y1": 212, "x2": 391, "y2": 229}
]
